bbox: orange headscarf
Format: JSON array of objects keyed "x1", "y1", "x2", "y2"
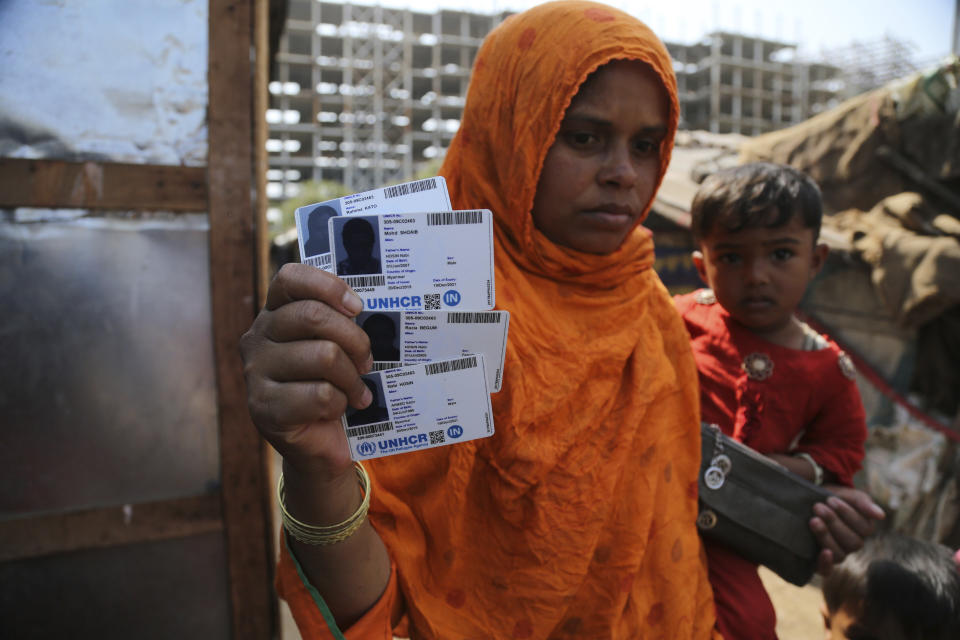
[{"x1": 279, "y1": 2, "x2": 719, "y2": 638}]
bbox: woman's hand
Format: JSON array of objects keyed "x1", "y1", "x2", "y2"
[
  {"x1": 810, "y1": 486, "x2": 886, "y2": 575},
  {"x1": 240, "y1": 263, "x2": 374, "y2": 481},
  {"x1": 241, "y1": 267, "x2": 392, "y2": 625}
]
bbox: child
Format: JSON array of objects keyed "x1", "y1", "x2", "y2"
[
  {"x1": 674, "y1": 162, "x2": 873, "y2": 639},
  {"x1": 821, "y1": 533, "x2": 960, "y2": 640}
]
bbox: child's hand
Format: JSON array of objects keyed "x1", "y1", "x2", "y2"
[
  {"x1": 239, "y1": 263, "x2": 373, "y2": 482},
  {"x1": 810, "y1": 486, "x2": 885, "y2": 575}
]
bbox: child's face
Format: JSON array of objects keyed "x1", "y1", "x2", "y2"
[
  {"x1": 694, "y1": 212, "x2": 827, "y2": 340},
  {"x1": 822, "y1": 604, "x2": 912, "y2": 640},
  {"x1": 530, "y1": 60, "x2": 669, "y2": 255}
]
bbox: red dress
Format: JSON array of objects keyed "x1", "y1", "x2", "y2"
[{"x1": 675, "y1": 290, "x2": 867, "y2": 640}]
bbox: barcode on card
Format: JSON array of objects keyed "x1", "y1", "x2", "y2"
[
  {"x1": 345, "y1": 421, "x2": 394, "y2": 438},
  {"x1": 371, "y1": 361, "x2": 402, "y2": 371},
  {"x1": 342, "y1": 274, "x2": 386, "y2": 288},
  {"x1": 304, "y1": 254, "x2": 332, "y2": 269},
  {"x1": 426, "y1": 210, "x2": 483, "y2": 226},
  {"x1": 424, "y1": 356, "x2": 478, "y2": 375},
  {"x1": 446, "y1": 312, "x2": 501, "y2": 323},
  {"x1": 383, "y1": 178, "x2": 437, "y2": 199}
]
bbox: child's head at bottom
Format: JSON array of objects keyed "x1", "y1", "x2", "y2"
[
  {"x1": 821, "y1": 533, "x2": 960, "y2": 640},
  {"x1": 690, "y1": 162, "x2": 829, "y2": 343}
]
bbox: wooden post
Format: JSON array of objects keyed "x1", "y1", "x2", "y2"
[{"x1": 208, "y1": 0, "x2": 275, "y2": 637}]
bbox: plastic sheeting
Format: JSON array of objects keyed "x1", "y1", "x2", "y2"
[
  {"x1": 0, "y1": 213, "x2": 220, "y2": 516},
  {"x1": 0, "y1": 0, "x2": 208, "y2": 165}
]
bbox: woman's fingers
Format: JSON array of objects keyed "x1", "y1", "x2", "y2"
[
  {"x1": 253, "y1": 340, "x2": 373, "y2": 408},
  {"x1": 261, "y1": 299, "x2": 372, "y2": 373},
  {"x1": 253, "y1": 379, "x2": 357, "y2": 427},
  {"x1": 266, "y1": 262, "x2": 364, "y2": 317}
]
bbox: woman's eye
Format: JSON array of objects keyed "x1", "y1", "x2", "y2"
[
  {"x1": 566, "y1": 131, "x2": 598, "y2": 147},
  {"x1": 634, "y1": 139, "x2": 659, "y2": 154}
]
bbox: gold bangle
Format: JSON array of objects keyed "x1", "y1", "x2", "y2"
[{"x1": 277, "y1": 462, "x2": 371, "y2": 545}]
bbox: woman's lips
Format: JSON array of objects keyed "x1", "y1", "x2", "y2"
[{"x1": 580, "y1": 205, "x2": 635, "y2": 228}]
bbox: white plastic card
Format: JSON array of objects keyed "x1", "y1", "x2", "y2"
[
  {"x1": 328, "y1": 210, "x2": 495, "y2": 312},
  {"x1": 345, "y1": 354, "x2": 495, "y2": 460},
  {"x1": 295, "y1": 177, "x2": 452, "y2": 272},
  {"x1": 356, "y1": 310, "x2": 510, "y2": 392}
]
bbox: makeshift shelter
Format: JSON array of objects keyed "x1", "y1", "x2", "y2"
[{"x1": 652, "y1": 57, "x2": 960, "y2": 547}]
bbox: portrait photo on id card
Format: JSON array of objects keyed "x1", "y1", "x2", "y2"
[
  {"x1": 357, "y1": 311, "x2": 402, "y2": 364},
  {"x1": 345, "y1": 373, "x2": 390, "y2": 427},
  {"x1": 296, "y1": 201, "x2": 342, "y2": 261},
  {"x1": 331, "y1": 215, "x2": 383, "y2": 277}
]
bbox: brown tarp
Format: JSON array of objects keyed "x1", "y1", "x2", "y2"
[{"x1": 740, "y1": 57, "x2": 960, "y2": 215}]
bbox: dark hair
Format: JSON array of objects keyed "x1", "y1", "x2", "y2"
[
  {"x1": 690, "y1": 162, "x2": 822, "y2": 242},
  {"x1": 342, "y1": 217, "x2": 375, "y2": 241},
  {"x1": 362, "y1": 313, "x2": 396, "y2": 337},
  {"x1": 308, "y1": 205, "x2": 337, "y2": 231},
  {"x1": 822, "y1": 534, "x2": 960, "y2": 640}
]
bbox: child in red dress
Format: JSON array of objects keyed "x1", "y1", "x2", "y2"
[{"x1": 675, "y1": 162, "x2": 878, "y2": 639}]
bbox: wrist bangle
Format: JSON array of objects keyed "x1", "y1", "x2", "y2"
[
  {"x1": 794, "y1": 452, "x2": 824, "y2": 486},
  {"x1": 277, "y1": 462, "x2": 371, "y2": 545}
]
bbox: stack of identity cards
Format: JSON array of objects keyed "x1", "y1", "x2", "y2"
[{"x1": 294, "y1": 177, "x2": 508, "y2": 461}]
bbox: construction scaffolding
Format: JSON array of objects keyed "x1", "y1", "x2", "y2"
[
  {"x1": 667, "y1": 32, "x2": 843, "y2": 135},
  {"x1": 269, "y1": 0, "x2": 506, "y2": 200},
  {"x1": 820, "y1": 36, "x2": 926, "y2": 99}
]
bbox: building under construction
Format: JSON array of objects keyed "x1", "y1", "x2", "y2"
[
  {"x1": 667, "y1": 32, "x2": 843, "y2": 135},
  {"x1": 269, "y1": 0, "x2": 508, "y2": 199},
  {"x1": 268, "y1": 2, "x2": 847, "y2": 199}
]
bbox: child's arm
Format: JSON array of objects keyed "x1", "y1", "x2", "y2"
[
  {"x1": 810, "y1": 486, "x2": 885, "y2": 575},
  {"x1": 793, "y1": 353, "x2": 868, "y2": 487},
  {"x1": 766, "y1": 453, "x2": 824, "y2": 483}
]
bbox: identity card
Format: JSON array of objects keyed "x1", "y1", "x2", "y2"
[
  {"x1": 328, "y1": 210, "x2": 495, "y2": 312},
  {"x1": 295, "y1": 177, "x2": 452, "y2": 272},
  {"x1": 345, "y1": 354, "x2": 495, "y2": 460},
  {"x1": 355, "y1": 310, "x2": 510, "y2": 392}
]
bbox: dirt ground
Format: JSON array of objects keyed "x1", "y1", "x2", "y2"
[{"x1": 761, "y1": 566, "x2": 826, "y2": 640}]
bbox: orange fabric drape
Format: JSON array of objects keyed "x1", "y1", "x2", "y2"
[{"x1": 279, "y1": 2, "x2": 720, "y2": 638}]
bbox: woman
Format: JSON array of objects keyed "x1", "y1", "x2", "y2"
[{"x1": 242, "y1": 2, "x2": 809, "y2": 637}]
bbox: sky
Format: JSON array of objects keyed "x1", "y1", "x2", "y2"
[{"x1": 375, "y1": 0, "x2": 955, "y2": 64}]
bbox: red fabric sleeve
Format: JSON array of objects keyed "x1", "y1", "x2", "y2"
[
  {"x1": 794, "y1": 364, "x2": 867, "y2": 487},
  {"x1": 275, "y1": 535, "x2": 398, "y2": 640}
]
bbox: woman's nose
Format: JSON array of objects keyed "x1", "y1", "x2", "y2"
[{"x1": 597, "y1": 144, "x2": 638, "y2": 189}]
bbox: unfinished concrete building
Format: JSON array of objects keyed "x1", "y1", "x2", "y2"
[
  {"x1": 268, "y1": 0, "x2": 507, "y2": 200},
  {"x1": 667, "y1": 32, "x2": 843, "y2": 136},
  {"x1": 268, "y1": 4, "x2": 844, "y2": 200}
]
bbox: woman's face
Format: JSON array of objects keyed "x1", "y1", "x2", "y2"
[{"x1": 531, "y1": 60, "x2": 670, "y2": 255}]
